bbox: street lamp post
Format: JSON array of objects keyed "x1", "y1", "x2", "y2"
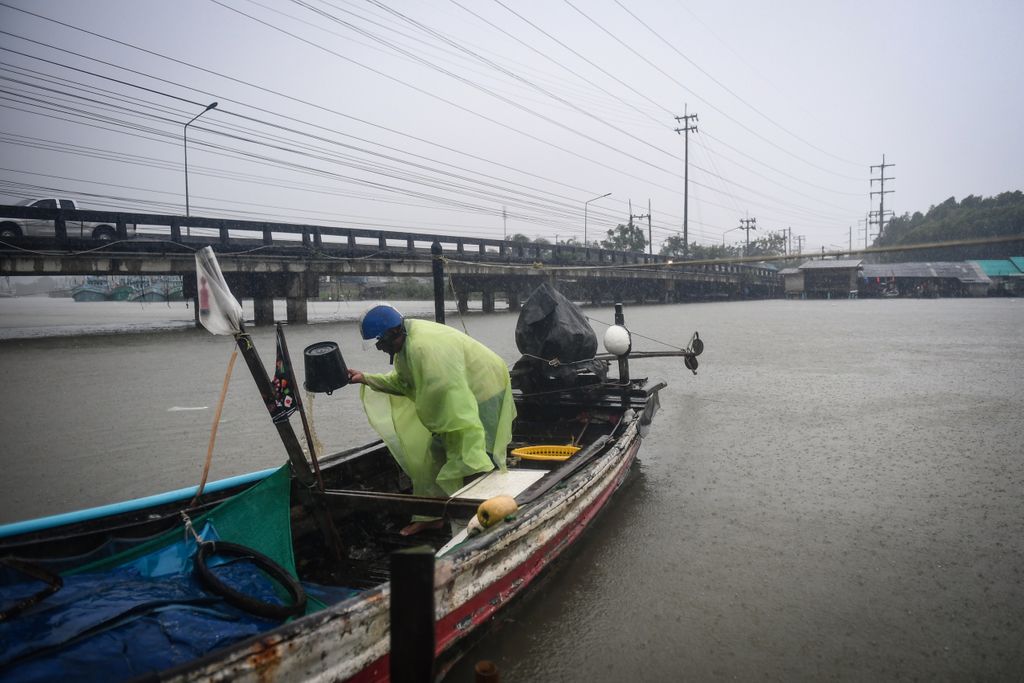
[
  {"x1": 721, "y1": 226, "x2": 740, "y2": 246},
  {"x1": 184, "y1": 102, "x2": 218, "y2": 226},
  {"x1": 584, "y1": 192, "x2": 611, "y2": 246}
]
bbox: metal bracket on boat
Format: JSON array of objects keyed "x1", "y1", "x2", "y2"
[{"x1": 593, "y1": 330, "x2": 704, "y2": 375}]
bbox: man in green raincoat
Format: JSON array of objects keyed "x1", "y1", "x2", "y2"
[{"x1": 347, "y1": 304, "x2": 516, "y2": 535}]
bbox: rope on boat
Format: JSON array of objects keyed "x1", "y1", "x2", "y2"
[
  {"x1": 189, "y1": 347, "x2": 238, "y2": 508},
  {"x1": 520, "y1": 352, "x2": 598, "y2": 368},
  {"x1": 302, "y1": 390, "x2": 326, "y2": 458},
  {"x1": 585, "y1": 315, "x2": 685, "y2": 351},
  {"x1": 442, "y1": 257, "x2": 470, "y2": 334}
]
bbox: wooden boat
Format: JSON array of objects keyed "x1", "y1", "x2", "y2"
[
  {"x1": 70, "y1": 276, "x2": 110, "y2": 302},
  {"x1": 0, "y1": 249, "x2": 701, "y2": 682}
]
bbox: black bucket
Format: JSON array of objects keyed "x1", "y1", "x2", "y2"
[{"x1": 303, "y1": 341, "x2": 349, "y2": 394}]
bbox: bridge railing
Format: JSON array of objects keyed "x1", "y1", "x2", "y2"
[{"x1": 0, "y1": 205, "x2": 781, "y2": 281}]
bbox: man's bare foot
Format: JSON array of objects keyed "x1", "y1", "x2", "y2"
[{"x1": 400, "y1": 519, "x2": 444, "y2": 536}]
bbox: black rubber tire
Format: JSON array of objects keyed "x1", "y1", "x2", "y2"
[
  {"x1": 92, "y1": 226, "x2": 116, "y2": 241},
  {"x1": 0, "y1": 223, "x2": 22, "y2": 238},
  {"x1": 195, "y1": 541, "x2": 306, "y2": 620}
]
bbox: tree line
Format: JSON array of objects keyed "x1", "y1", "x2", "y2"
[
  {"x1": 875, "y1": 191, "x2": 1024, "y2": 262},
  {"x1": 507, "y1": 189, "x2": 1022, "y2": 264}
]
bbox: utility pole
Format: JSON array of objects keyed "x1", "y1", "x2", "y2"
[
  {"x1": 629, "y1": 200, "x2": 651, "y2": 255},
  {"x1": 739, "y1": 217, "x2": 757, "y2": 256},
  {"x1": 674, "y1": 106, "x2": 698, "y2": 258},
  {"x1": 502, "y1": 206, "x2": 507, "y2": 240},
  {"x1": 795, "y1": 234, "x2": 805, "y2": 254},
  {"x1": 787, "y1": 226, "x2": 792, "y2": 256},
  {"x1": 647, "y1": 199, "x2": 652, "y2": 256},
  {"x1": 849, "y1": 225, "x2": 853, "y2": 253},
  {"x1": 870, "y1": 154, "x2": 895, "y2": 241}
]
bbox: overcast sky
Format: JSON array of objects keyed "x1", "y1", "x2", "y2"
[{"x1": 1, "y1": 0, "x2": 1021, "y2": 253}]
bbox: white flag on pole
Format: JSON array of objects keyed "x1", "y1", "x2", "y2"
[{"x1": 195, "y1": 246, "x2": 243, "y2": 336}]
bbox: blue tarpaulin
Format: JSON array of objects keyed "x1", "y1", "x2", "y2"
[{"x1": 0, "y1": 466, "x2": 358, "y2": 681}]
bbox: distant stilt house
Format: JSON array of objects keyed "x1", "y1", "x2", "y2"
[
  {"x1": 790, "y1": 259, "x2": 863, "y2": 299},
  {"x1": 781, "y1": 258, "x2": 1004, "y2": 299},
  {"x1": 972, "y1": 258, "x2": 1024, "y2": 295},
  {"x1": 860, "y1": 262, "x2": 991, "y2": 298},
  {"x1": 779, "y1": 267, "x2": 804, "y2": 298}
]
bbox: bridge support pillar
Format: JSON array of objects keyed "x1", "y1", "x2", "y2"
[
  {"x1": 286, "y1": 297, "x2": 307, "y2": 324},
  {"x1": 254, "y1": 297, "x2": 275, "y2": 326},
  {"x1": 663, "y1": 281, "x2": 675, "y2": 304},
  {"x1": 507, "y1": 290, "x2": 520, "y2": 311},
  {"x1": 286, "y1": 273, "x2": 310, "y2": 325},
  {"x1": 481, "y1": 289, "x2": 494, "y2": 314},
  {"x1": 456, "y1": 288, "x2": 469, "y2": 315}
]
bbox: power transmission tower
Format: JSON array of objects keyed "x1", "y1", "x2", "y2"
[
  {"x1": 739, "y1": 217, "x2": 757, "y2": 256},
  {"x1": 870, "y1": 154, "x2": 895, "y2": 241},
  {"x1": 674, "y1": 106, "x2": 698, "y2": 258},
  {"x1": 629, "y1": 199, "x2": 652, "y2": 255}
]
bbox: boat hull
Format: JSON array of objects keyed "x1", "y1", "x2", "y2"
[{"x1": 161, "y1": 412, "x2": 647, "y2": 683}]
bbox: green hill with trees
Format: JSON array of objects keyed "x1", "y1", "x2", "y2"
[{"x1": 875, "y1": 191, "x2": 1024, "y2": 262}]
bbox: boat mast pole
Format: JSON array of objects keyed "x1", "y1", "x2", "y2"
[
  {"x1": 431, "y1": 240, "x2": 445, "y2": 324},
  {"x1": 234, "y1": 334, "x2": 317, "y2": 488},
  {"x1": 233, "y1": 332, "x2": 345, "y2": 561}
]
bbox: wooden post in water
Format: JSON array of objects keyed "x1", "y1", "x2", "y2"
[
  {"x1": 475, "y1": 660, "x2": 500, "y2": 682},
  {"x1": 390, "y1": 546, "x2": 435, "y2": 682}
]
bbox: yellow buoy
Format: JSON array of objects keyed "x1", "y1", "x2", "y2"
[
  {"x1": 476, "y1": 495, "x2": 518, "y2": 528},
  {"x1": 510, "y1": 444, "x2": 580, "y2": 462}
]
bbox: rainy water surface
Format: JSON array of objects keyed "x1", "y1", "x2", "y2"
[{"x1": 1, "y1": 296, "x2": 1021, "y2": 680}]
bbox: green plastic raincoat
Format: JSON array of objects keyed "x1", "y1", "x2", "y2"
[{"x1": 360, "y1": 319, "x2": 516, "y2": 498}]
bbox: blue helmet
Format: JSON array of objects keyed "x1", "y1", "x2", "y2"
[{"x1": 360, "y1": 304, "x2": 403, "y2": 340}]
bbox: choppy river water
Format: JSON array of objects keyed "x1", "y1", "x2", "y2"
[{"x1": 1, "y1": 295, "x2": 1021, "y2": 680}]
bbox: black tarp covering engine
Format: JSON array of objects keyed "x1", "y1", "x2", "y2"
[{"x1": 510, "y1": 282, "x2": 607, "y2": 395}]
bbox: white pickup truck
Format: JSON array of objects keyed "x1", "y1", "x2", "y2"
[{"x1": 0, "y1": 198, "x2": 134, "y2": 241}]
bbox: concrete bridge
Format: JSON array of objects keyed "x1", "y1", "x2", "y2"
[{"x1": 0, "y1": 205, "x2": 781, "y2": 324}]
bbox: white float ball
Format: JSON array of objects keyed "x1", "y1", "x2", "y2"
[{"x1": 603, "y1": 325, "x2": 632, "y2": 356}]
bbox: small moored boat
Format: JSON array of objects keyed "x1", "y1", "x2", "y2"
[{"x1": 0, "y1": 249, "x2": 703, "y2": 682}]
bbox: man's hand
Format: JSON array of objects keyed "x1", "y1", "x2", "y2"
[{"x1": 347, "y1": 369, "x2": 365, "y2": 385}]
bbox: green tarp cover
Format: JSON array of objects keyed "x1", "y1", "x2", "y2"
[{"x1": 69, "y1": 464, "x2": 296, "y2": 578}]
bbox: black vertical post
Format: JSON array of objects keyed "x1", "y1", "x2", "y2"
[
  {"x1": 390, "y1": 546, "x2": 436, "y2": 683},
  {"x1": 614, "y1": 302, "x2": 629, "y2": 383},
  {"x1": 431, "y1": 241, "x2": 445, "y2": 324},
  {"x1": 54, "y1": 214, "x2": 67, "y2": 242}
]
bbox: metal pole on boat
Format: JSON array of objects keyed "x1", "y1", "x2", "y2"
[
  {"x1": 232, "y1": 333, "x2": 346, "y2": 563},
  {"x1": 431, "y1": 240, "x2": 445, "y2": 324},
  {"x1": 614, "y1": 303, "x2": 629, "y2": 383},
  {"x1": 390, "y1": 546, "x2": 436, "y2": 682}
]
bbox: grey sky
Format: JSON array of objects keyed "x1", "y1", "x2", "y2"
[{"x1": 1, "y1": 0, "x2": 1021, "y2": 253}]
